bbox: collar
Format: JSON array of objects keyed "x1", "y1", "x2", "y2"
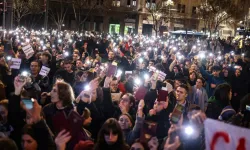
[{"x1": 177, "y1": 100, "x2": 186, "y2": 107}]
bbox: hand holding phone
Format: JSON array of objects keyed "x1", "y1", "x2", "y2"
[{"x1": 170, "y1": 104, "x2": 185, "y2": 124}]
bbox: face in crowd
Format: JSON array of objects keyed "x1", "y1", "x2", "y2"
[
  {"x1": 22, "y1": 134, "x2": 38, "y2": 150},
  {"x1": 30, "y1": 61, "x2": 40, "y2": 76},
  {"x1": 76, "y1": 60, "x2": 83, "y2": 69},
  {"x1": 212, "y1": 70, "x2": 220, "y2": 77},
  {"x1": 118, "y1": 114, "x2": 132, "y2": 130},
  {"x1": 175, "y1": 86, "x2": 188, "y2": 103},
  {"x1": 63, "y1": 63, "x2": 73, "y2": 73},
  {"x1": 196, "y1": 78, "x2": 204, "y2": 89},
  {"x1": 108, "y1": 51, "x2": 115, "y2": 61},
  {"x1": 40, "y1": 55, "x2": 49, "y2": 64},
  {"x1": 189, "y1": 72, "x2": 196, "y2": 81},
  {"x1": 119, "y1": 94, "x2": 134, "y2": 113},
  {"x1": 235, "y1": 69, "x2": 241, "y2": 77},
  {"x1": 110, "y1": 79, "x2": 118, "y2": 93},
  {"x1": 130, "y1": 142, "x2": 145, "y2": 150}
]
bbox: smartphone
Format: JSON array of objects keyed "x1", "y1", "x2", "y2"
[
  {"x1": 170, "y1": 104, "x2": 185, "y2": 124},
  {"x1": 22, "y1": 98, "x2": 33, "y2": 109}
]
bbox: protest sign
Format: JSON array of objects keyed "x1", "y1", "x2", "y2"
[
  {"x1": 10, "y1": 58, "x2": 21, "y2": 69},
  {"x1": 39, "y1": 66, "x2": 51, "y2": 77},
  {"x1": 205, "y1": 118, "x2": 250, "y2": 150},
  {"x1": 22, "y1": 44, "x2": 34, "y2": 59},
  {"x1": 157, "y1": 71, "x2": 166, "y2": 81}
]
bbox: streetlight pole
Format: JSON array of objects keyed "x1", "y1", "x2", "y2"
[
  {"x1": 44, "y1": 0, "x2": 49, "y2": 30},
  {"x1": 3, "y1": 0, "x2": 6, "y2": 30}
]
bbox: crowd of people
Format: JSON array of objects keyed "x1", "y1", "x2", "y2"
[{"x1": 0, "y1": 27, "x2": 250, "y2": 150}]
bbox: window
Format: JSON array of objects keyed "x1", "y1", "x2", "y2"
[
  {"x1": 192, "y1": 6, "x2": 197, "y2": 14},
  {"x1": 151, "y1": 0, "x2": 156, "y2": 8},
  {"x1": 113, "y1": 0, "x2": 116, "y2": 6},
  {"x1": 117, "y1": 0, "x2": 120, "y2": 7},
  {"x1": 127, "y1": 0, "x2": 130, "y2": 7},
  {"x1": 177, "y1": 4, "x2": 185, "y2": 13},
  {"x1": 181, "y1": 5, "x2": 185, "y2": 13},
  {"x1": 132, "y1": 0, "x2": 136, "y2": 6},
  {"x1": 87, "y1": 0, "x2": 91, "y2": 6},
  {"x1": 96, "y1": 0, "x2": 103, "y2": 5},
  {"x1": 146, "y1": 0, "x2": 150, "y2": 8}
]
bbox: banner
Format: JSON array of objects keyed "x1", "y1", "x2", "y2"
[
  {"x1": 10, "y1": 58, "x2": 21, "y2": 69},
  {"x1": 204, "y1": 118, "x2": 250, "y2": 150}
]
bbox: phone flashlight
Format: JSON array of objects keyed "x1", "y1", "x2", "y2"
[
  {"x1": 64, "y1": 52, "x2": 69, "y2": 57},
  {"x1": 26, "y1": 39, "x2": 30, "y2": 43},
  {"x1": 85, "y1": 85, "x2": 90, "y2": 91},
  {"x1": 139, "y1": 58, "x2": 143, "y2": 63},
  {"x1": 184, "y1": 126, "x2": 194, "y2": 136},
  {"x1": 135, "y1": 78, "x2": 141, "y2": 85},
  {"x1": 144, "y1": 74, "x2": 149, "y2": 80},
  {"x1": 193, "y1": 45, "x2": 196, "y2": 49},
  {"x1": 58, "y1": 39, "x2": 62, "y2": 43},
  {"x1": 116, "y1": 69, "x2": 122, "y2": 77},
  {"x1": 6, "y1": 56, "x2": 11, "y2": 61},
  {"x1": 199, "y1": 53, "x2": 205, "y2": 59},
  {"x1": 154, "y1": 48, "x2": 157, "y2": 51},
  {"x1": 21, "y1": 71, "x2": 29, "y2": 77},
  {"x1": 209, "y1": 53, "x2": 213, "y2": 57},
  {"x1": 173, "y1": 47, "x2": 177, "y2": 51}
]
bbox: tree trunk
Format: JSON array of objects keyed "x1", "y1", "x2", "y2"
[
  {"x1": 17, "y1": 19, "x2": 20, "y2": 27},
  {"x1": 58, "y1": 24, "x2": 62, "y2": 31}
]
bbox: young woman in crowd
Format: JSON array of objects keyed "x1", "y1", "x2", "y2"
[
  {"x1": 206, "y1": 83, "x2": 232, "y2": 119},
  {"x1": 118, "y1": 100, "x2": 145, "y2": 145},
  {"x1": 94, "y1": 118, "x2": 130, "y2": 150}
]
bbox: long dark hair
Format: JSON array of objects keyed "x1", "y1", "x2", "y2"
[
  {"x1": 214, "y1": 83, "x2": 231, "y2": 107},
  {"x1": 94, "y1": 118, "x2": 128, "y2": 150},
  {"x1": 55, "y1": 81, "x2": 74, "y2": 106}
]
